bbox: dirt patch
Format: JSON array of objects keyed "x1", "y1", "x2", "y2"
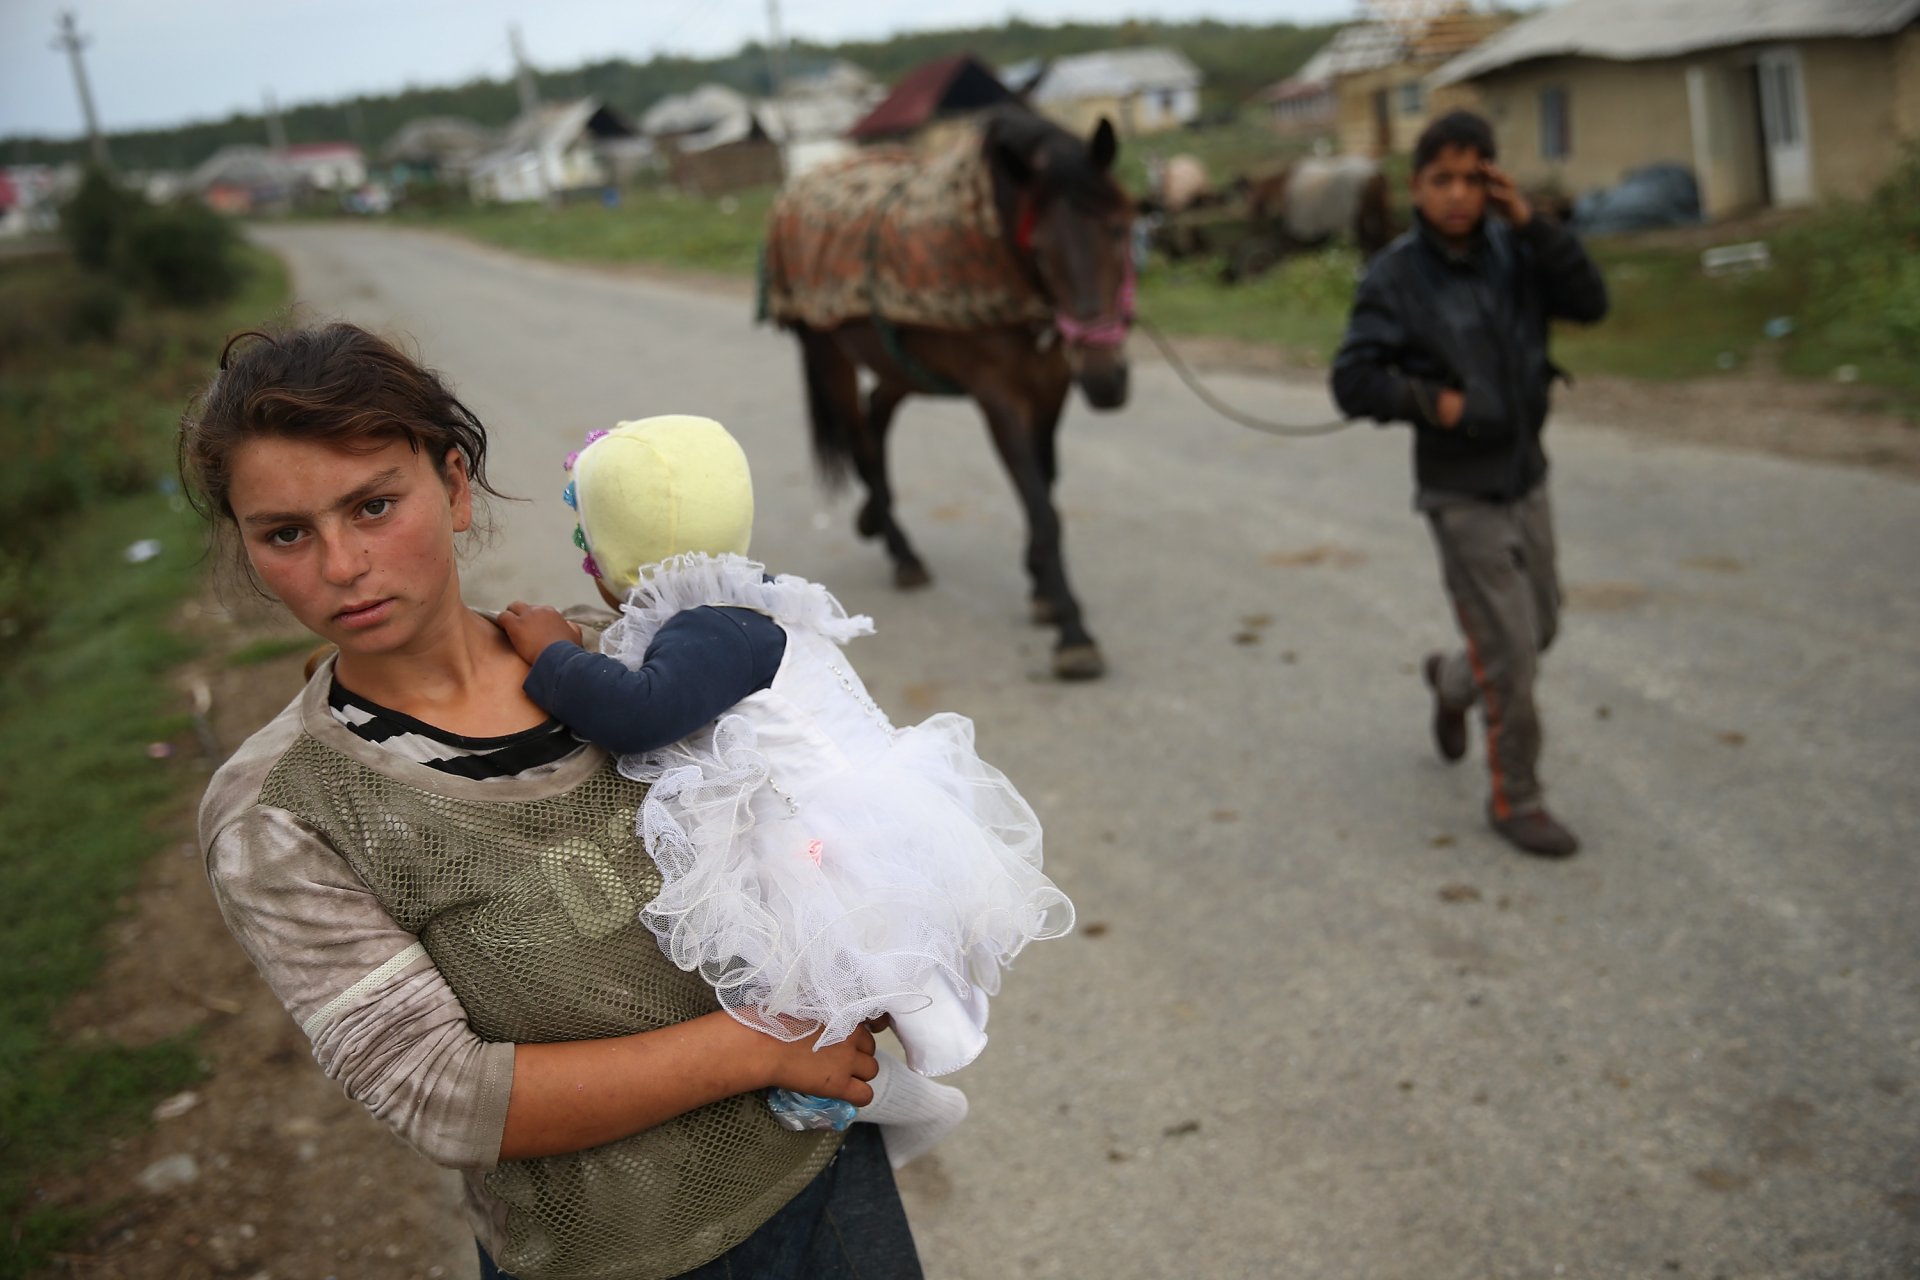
[{"x1": 36, "y1": 599, "x2": 472, "y2": 1280}]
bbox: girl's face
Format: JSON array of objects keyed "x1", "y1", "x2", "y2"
[{"x1": 227, "y1": 434, "x2": 473, "y2": 658}]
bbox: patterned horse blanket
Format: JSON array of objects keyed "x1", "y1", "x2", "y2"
[{"x1": 762, "y1": 133, "x2": 1050, "y2": 333}]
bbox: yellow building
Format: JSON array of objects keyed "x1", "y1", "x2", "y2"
[
  {"x1": 1331, "y1": 9, "x2": 1514, "y2": 157},
  {"x1": 1431, "y1": 0, "x2": 1920, "y2": 218},
  {"x1": 1028, "y1": 47, "x2": 1204, "y2": 139}
]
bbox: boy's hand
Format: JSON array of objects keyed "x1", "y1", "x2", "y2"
[
  {"x1": 499, "y1": 602, "x2": 583, "y2": 664},
  {"x1": 1481, "y1": 162, "x2": 1533, "y2": 228},
  {"x1": 1436, "y1": 388, "x2": 1466, "y2": 428}
]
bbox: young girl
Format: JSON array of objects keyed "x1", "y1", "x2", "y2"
[
  {"x1": 495, "y1": 415, "x2": 1074, "y2": 1100},
  {"x1": 186, "y1": 325, "x2": 922, "y2": 1280}
]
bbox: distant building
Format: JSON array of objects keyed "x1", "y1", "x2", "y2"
[
  {"x1": 190, "y1": 145, "x2": 296, "y2": 214},
  {"x1": 1325, "y1": 7, "x2": 1512, "y2": 158},
  {"x1": 760, "y1": 61, "x2": 885, "y2": 176},
  {"x1": 281, "y1": 142, "x2": 365, "y2": 191},
  {"x1": 383, "y1": 117, "x2": 493, "y2": 185},
  {"x1": 468, "y1": 99, "x2": 639, "y2": 204},
  {"x1": 1028, "y1": 47, "x2": 1204, "y2": 137},
  {"x1": 849, "y1": 54, "x2": 1020, "y2": 149},
  {"x1": 1258, "y1": 37, "x2": 1354, "y2": 141},
  {"x1": 0, "y1": 166, "x2": 61, "y2": 238},
  {"x1": 1431, "y1": 0, "x2": 1920, "y2": 217},
  {"x1": 642, "y1": 84, "x2": 758, "y2": 144}
]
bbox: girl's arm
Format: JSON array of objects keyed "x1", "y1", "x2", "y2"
[
  {"x1": 500, "y1": 1015, "x2": 877, "y2": 1160},
  {"x1": 207, "y1": 806, "x2": 868, "y2": 1169},
  {"x1": 504, "y1": 605, "x2": 785, "y2": 755}
]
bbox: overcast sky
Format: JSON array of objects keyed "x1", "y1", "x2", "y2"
[{"x1": 0, "y1": 0, "x2": 1408, "y2": 139}]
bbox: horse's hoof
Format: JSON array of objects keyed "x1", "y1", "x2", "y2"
[
  {"x1": 1053, "y1": 644, "x2": 1106, "y2": 681},
  {"x1": 1030, "y1": 597, "x2": 1057, "y2": 626},
  {"x1": 894, "y1": 562, "x2": 932, "y2": 590},
  {"x1": 855, "y1": 506, "x2": 884, "y2": 540}
]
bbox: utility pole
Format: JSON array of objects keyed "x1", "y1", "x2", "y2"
[
  {"x1": 510, "y1": 24, "x2": 541, "y2": 120},
  {"x1": 508, "y1": 24, "x2": 550, "y2": 204},
  {"x1": 52, "y1": 10, "x2": 111, "y2": 172},
  {"x1": 764, "y1": 0, "x2": 788, "y2": 100},
  {"x1": 263, "y1": 90, "x2": 289, "y2": 153},
  {"x1": 763, "y1": 0, "x2": 792, "y2": 170}
]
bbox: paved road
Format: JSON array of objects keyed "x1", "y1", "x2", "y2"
[{"x1": 256, "y1": 224, "x2": 1920, "y2": 1280}]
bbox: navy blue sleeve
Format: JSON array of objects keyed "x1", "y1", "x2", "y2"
[{"x1": 522, "y1": 606, "x2": 787, "y2": 756}]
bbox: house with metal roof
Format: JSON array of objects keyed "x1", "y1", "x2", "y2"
[
  {"x1": 467, "y1": 99, "x2": 640, "y2": 204},
  {"x1": 1028, "y1": 47, "x2": 1204, "y2": 137},
  {"x1": 848, "y1": 54, "x2": 1019, "y2": 147},
  {"x1": 1430, "y1": 0, "x2": 1920, "y2": 217}
]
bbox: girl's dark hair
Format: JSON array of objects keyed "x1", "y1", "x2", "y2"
[
  {"x1": 1412, "y1": 110, "x2": 1497, "y2": 176},
  {"x1": 180, "y1": 322, "x2": 506, "y2": 522}
]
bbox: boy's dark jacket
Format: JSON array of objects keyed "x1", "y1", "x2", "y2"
[{"x1": 1332, "y1": 212, "x2": 1608, "y2": 501}]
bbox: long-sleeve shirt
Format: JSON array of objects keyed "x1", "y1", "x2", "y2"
[{"x1": 522, "y1": 606, "x2": 787, "y2": 756}]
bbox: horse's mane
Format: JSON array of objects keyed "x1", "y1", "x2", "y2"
[{"x1": 980, "y1": 106, "x2": 1122, "y2": 211}]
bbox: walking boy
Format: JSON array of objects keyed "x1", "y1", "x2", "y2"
[{"x1": 1332, "y1": 110, "x2": 1608, "y2": 857}]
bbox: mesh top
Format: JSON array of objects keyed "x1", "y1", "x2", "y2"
[{"x1": 260, "y1": 735, "x2": 842, "y2": 1279}]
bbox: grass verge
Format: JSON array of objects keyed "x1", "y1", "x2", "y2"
[{"x1": 0, "y1": 245, "x2": 287, "y2": 1278}]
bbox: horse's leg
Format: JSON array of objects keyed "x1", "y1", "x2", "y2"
[
  {"x1": 851, "y1": 379, "x2": 931, "y2": 589},
  {"x1": 978, "y1": 380, "x2": 1103, "y2": 680},
  {"x1": 1025, "y1": 377, "x2": 1069, "y2": 627}
]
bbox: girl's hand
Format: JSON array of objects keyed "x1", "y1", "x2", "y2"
[
  {"x1": 499, "y1": 601, "x2": 582, "y2": 664},
  {"x1": 766, "y1": 1023, "x2": 879, "y2": 1107}
]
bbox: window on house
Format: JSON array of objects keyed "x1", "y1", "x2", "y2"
[
  {"x1": 1540, "y1": 85, "x2": 1571, "y2": 160},
  {"x1": 1765, "y1": 61, "x2": 1801, "y2": 145},
  {"x1": 1399, "y1": 81, "x2": 1425, "y2": 116}
]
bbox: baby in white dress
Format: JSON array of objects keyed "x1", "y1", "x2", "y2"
[{"x1": 500, "y1": 415, "x2": 1074, "y2": 1165}]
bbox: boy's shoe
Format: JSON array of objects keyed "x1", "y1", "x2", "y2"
[
  {"x1": 1423, "y1": 653, "x2": 1468, "y2": 763},
  {"x1": 1490, "y1": 807, "x2": 1580, "y2": 858}
]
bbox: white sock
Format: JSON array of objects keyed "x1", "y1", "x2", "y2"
[{"x1": 860, "y1": 1048, "x2": 969, "y2": 1170}]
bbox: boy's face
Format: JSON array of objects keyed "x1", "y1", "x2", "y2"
[{"x1": 1411, "y1": 144, "x2": 1489, "y2": 242}]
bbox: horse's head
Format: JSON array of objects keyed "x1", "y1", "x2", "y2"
[{"x1": 987, "y1": 111, "x2": 1135, "y2": 411}]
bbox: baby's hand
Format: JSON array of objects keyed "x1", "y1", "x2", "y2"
[{"x1": 499, "y1": 601, "x2": 583, "y2": 664}]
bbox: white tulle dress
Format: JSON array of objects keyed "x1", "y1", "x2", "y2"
[{"x1": 601, "y1": 553, "x2": 1074, "y2": 1076}]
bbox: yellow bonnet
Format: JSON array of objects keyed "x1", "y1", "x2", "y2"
[{"x1": 565, "y1": 414, "x2": 754, "y2": 593}]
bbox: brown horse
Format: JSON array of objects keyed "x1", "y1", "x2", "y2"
[{"x1": 762, "y1": 109, "x2": 1135, "y2": 680}]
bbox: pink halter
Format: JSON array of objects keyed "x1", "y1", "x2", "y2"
[
  {"x1": 1052, "y1": 253, "x2": 1136, "y2": 350},
  {"x1": 1015, "y1": 197, "x2": 1137, "y2": 351}
]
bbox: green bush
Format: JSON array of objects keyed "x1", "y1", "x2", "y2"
[
  {"x1": 1787, "y1": 145, "x2": 1920, "y2": 386},
  {"x1": 63, "y1": 276, "x2": 127, "y2": 343},
  {"x1": 121, "y1": 204, "x2": 244, "y2": 307},
  {"x1": 60, "y1": 168, "x2": 141, "y2": 270}
]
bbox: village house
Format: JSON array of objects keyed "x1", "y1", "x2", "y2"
[
  {"x1": 0, "y1": 166, "x2": 63, "y2": 238},
  {"x1": 761, "y1": 61, "x2": 886, "y2": 177},
  {"x1": 639, "y1": 83, "x2": 779, "y2": 195},
  {"x1": 280, "y1": 142, "x2": 365, "y2": 191},
  {"x1": 1027, "y1": 46, "x2": 1204, "y2": 137},
  {"x1": 189, "y1": 145, "x2": 296, "y2": 215},
  {"x1": 849, "y1": 53, "x2": 1020, "y2": 152},
  {"x1": 1321, "y1": 7, "x2": 1512, "y2": 158},
  {"x1": 1431, "y1": 0, "x2": 1920, "y2": 218},
  {"x1": 467, "y1": 99, "x2": 641, "y2": 204},
  {"x1": 382, "y1": 117, "x2": 493, "y2": 187}
]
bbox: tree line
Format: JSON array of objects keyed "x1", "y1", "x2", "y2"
[{"x1": 4, "y1": 18, "x2": 1334, "y2": 173}]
